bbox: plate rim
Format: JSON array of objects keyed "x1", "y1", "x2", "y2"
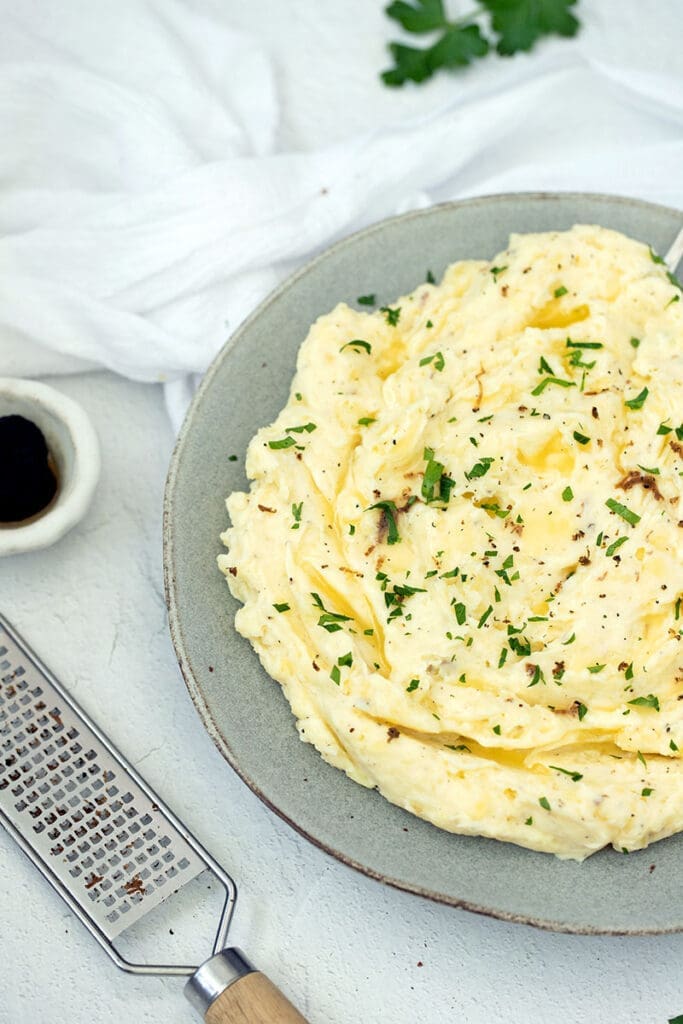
[{"x1": 164, "y1": 191, "x2": 683, "y2": 935}]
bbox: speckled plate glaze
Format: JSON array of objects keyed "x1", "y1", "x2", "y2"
[{"x1": 164, "y1": 193, "x2": 683, "y2": 935}]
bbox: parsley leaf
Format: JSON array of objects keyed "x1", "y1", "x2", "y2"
[
  {"x1": 382, "y1": 0, "x2": 580, "y2": 87},
  {"x1": 367, "y1": 499, "x2": 401, "y2": 544},
  {"x1": 482, "y1": 0, "x2": 580, "y2": 56}
]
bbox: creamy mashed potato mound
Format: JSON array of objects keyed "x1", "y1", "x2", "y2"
[{"x1": 219, "y1": 225, "x2": 683, "y2": 860}]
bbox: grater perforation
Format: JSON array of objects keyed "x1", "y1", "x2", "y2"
[{"x1": 0, "y1": 614, "x2": 236, "y2": 975}]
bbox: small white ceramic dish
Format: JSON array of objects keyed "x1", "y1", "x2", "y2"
[{"x1": 0, "y1": 378, "x2": 100, "y2": 557}]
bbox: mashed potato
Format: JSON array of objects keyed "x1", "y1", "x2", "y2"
[{"x1": 219, "y1": 225, "x2": 683, "y2": 860}]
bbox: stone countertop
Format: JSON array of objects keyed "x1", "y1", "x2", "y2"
[{"x1": 1, "y1": 371, "x2": 681, "y2": 1024}]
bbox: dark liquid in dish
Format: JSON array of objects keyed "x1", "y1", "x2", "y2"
[{"x1": 0, "y1": 415, "x2": 59, "y2": 525}]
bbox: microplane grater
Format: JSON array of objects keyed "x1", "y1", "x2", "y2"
[{"x1": 0, "y1": 614, "x2": 308, "y2": 1023}]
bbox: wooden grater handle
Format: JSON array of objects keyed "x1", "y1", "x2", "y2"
[
  {"x1": 185, "y1": 948, "x2": 309, "y2": 1023},
  {"x1": 205, "y1": 971, "x2": 308, "y2": 1023}
]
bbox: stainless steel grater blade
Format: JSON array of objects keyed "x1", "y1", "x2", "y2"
[{"x1": 0, "y1": 614, "x2": 308, "y2": 1023}]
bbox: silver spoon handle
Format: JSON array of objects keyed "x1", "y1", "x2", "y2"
[{"x1": 664, "y1": 223, "x2": 683, "y2": 273}]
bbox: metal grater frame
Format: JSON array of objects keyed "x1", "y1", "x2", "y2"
[{"x1": 0, "y1": 613, "x2": 237, "y2": 976}]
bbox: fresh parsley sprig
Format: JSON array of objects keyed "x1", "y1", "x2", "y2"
[{"x1": 382, "y1": 0, "x2": 581, "y2": 87}]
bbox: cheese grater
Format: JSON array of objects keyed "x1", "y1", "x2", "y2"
[{"x1": 0, "y1": 614, "x2": 308, "y2": 1023}]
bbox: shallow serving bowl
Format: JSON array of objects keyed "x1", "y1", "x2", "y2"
[{"x1": 164, "y1": 193, "x2": 682, "y2": 935}]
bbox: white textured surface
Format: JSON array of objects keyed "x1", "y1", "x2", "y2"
[{"x1": 1, "y1": 372, "x2": 682, "y2": 1024}]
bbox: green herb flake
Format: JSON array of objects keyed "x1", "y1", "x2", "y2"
[
  {"x1": 624, "y1": 387, "x2": 649, "y2": 411},
  {"x1": 291, "y1": 502, "x2": 303, "y2": 529},
  {"x1": 420, "y1": 350, "x2": 445, "y2": 371},
  {"x1": 605, "y1": 536, "x2": 628, "y2": 557},
  {"x1": 478, "y1": 605, "x2": 493, "y2": 628},
  {"x1": 445, "y1": 744, "x2": 470, "y2": 752},
  {"x1": 340, "y1": 339, "x2": 372, "y2": 354},
  {"x1": 670, "y1": 740, "x2": 679, "y2": 752},
  {"x1": 367, "y1": 499, "x2": 401, "y2": 544},
  {"x1": 490, "y1": 265, "x2": 508, "y2": 280},
  {"x1": 426, "y1": 269, "x2": 436, "y2": 284},
  {"x1": 453, "y1": 602, "x2": 467, "y2": 625},
  {"x1": 498, "y1": 647, "x2": 508, "y2": 668},
  {"x1": 406, "y1": 678, "x2": 420, "y2": 692},
  {"x1": 562, "y1": 485, "x2": 573, "y2": 502},
  {"x1": 554, "y1": 285, "x2": 568, "y2": 298},
  {"x1": 624, "y1": 662, "x2": 634, "y2": 680},
  {"x1": 426, "y1": 319, "x2": 433, "y2": 328},
  {"x1": 268, "y1": 436, "x2": 297, "y2": 450},
  {"x1": 330, "y1": 665, "x2": 341, "y2": 685},
  {"x1": 465, "y1": 456, "x2": 494, "y2": 481},
  {"x1": 573, "y1": 430, "x2": 590, "y2": 445},
  {"x1": 577, "y1": 702, "x2": 588, "y2": 721},
  {"x1": 532, "y1": 376, "x2": 576, "y2": 396},
  {"x1": 380, "y1": 305, "x2": 401, "y2": 326},
  {"x1": 605, "y1": 497, "x2": 641, "y2": 526},
  {"x1": 566, "y1": 339, "x2": 603, "y2": 350},
  {"x1": 629, "y1": 336, "x2": 640, "y2": 349},
  {"x1": 637, "y1": 464, "x2": 660, "y2": 475},
  {"x1": 588, "y1": 663, "x2": 605, "y2": 674},
  {"x1": 357, "y1": 293, "x2": 376, "y2": 306},
  {"x1": 525, "y1": 817, "x2": 533, "y2": 826},
  {"x1": 641, "y1": 787, "x2": 654, "y2": 797},
  {"x1": 357, "y1": 416, "x2": 376, "y2": 427},
  {"x1": 273, "y1": 603, "x2": 290, "y2": 613},
  {"x1": 628, "y1": 694, "x2": 660, "y2": 711},
  {"x1": 675, "y1": 596, "x2": 681, "y2": 621},
  {"x1": 539, "y1": 796, "x2": 551, "y2": 811},
  {"x1": 493, "y1": 724, "x2": 501, "y2": 735},
  {"x1": 657, "y1": 421, "x2": 673, "y2": 435},
  {"x1": 349, "y1": 523, "x2": 356, "y2": 535},
  {"x1": 228, "y1": 454, "x2": 238, "y2": 462},
  {"x1": 549, "y1": 765, "x2": 583, "y2": 782}
]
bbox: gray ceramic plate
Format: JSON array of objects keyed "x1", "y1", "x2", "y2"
[{"x1": 164, "y1": 193, "x2": 683, "y2": 935}]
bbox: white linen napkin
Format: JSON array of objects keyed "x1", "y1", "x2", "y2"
[{"x1": 1, "y1": 1, "x2": 682, "y2": 427}]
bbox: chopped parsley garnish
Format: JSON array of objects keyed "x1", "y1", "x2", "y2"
[
  {"x1": 528, "y1": 664, "x2": 545, "y2": 687},
  {"x1": 228, "y1": 454, "x2": 238, "y2": 461},
  {"x1": 532, "y1": 376, "x2": 576, "y2": 395},
  {"x1": 538, "y1": 355, "x2": 555, "y2": 375},
  {"x1": 285, "y1": 422, "x2": 316, "y2": 434},
  {"x1": 657, "y1": 421, "x2": 672, "y2": 435},
  {"x1": 624, "y1": 662, "x2": 634, "y2": 680},
  {"x1": 675, "y1": 596, "x2": 681, "y2": 621},
  {"x1": 670, "y1": 740, "x2": 679, "y2": 752},
  {"x1": 563, "y1": 633, "x2": 576, "y2": 645},
  {"x1": 637, "y1": 464, "x2": 659, "y2": 475},
  {"x1": 340, "y1": 339, "x2": 372, "y2": 354},
  {"x1": 624, "y1": 387, "x2": 649, "y2": 410},
  {"x1": 554, "y1": 285, "x2": 568, "y2": 298},
  {"x1": 330, "y1": 665, "x2": 341, "y2": 685},
  {"x1": 480, "y1": 502, "x2": 509, "y2": 518},
  {"x1": 426, "y1": 319, "x2": 434, "y2": 328},
  {"x1": 273, "y1": 603, "x2": 290, "y2": 613},
  {"x1": 628, "y1": 694, "x2": 660, "y2": 711},
  {"x1": 453, "y1": 602, "x2": 467, "y2": 625},
  {"x1": 291, "y1": 502, "x2": 303, "y2": 529},
  {"x1": 349, "y1": 524, "x2": 355, "y2": 535},
  {"x1": 380, "y1": 305, "x2": 401, "y2": 326},
  {"x1": 498, "y1": 648, "x2": 508, "y2": 668},
  {"x1": 493, "y1": 724, "x2": 501, "y2": 735},
  {"x1": 649, "y1": 247, "x2": 665, "y2": 265},
  {"x1": 605, "y1": 535, "x2": 628, "y2": 557},
  {"x1": 445, "y1": 744, "x2": 470, "y2": 752},
  {"x1": 406, "y1": 679, "x2": 420, "y2": 692},
  {"x1": 422, "y1": 447, "x2": 454, "y2": 504},
  {"x1": 539, "y1": 796, "x2": 551, "y2": 811},
  {"x1": 577, "y1": 702, "x2": 588, "y2": 721},
  {"x1": 508, "y1": 634, "x2": 531, "y2": 658},
  {"x1": 367, "y1": 499, "x2": 401, "y2": 544},
  {"x1": 426, "y1": 269, "x2": 436, "y2": 284},
  {"x1": 562, "y1": 486, "x2": 573, "y2": 502},
  {"x1": 573, "y1": 430, "x2": 590, "y2": 445},
  {"x1": 465, "y1": 456, "x2": 494, "y2": 481},
  {"x1": 478, "y1": 605, "x2": 493, "y2": 628},
  {"x1": 358, "y1": 416, "x2": 376, "y2": 426},
  {"x1": 641, "y1": 788, "x2": 654, "y2": 797},
  {"x1": 549, "y1": 765, "x2": 583, "y2": 781},
  {"x1": 420, "y1": 350, "x2": 445, "y2": 371},
  {"x1": 338, "y1": 651, "x2": 353, "y2": 668},
  {"x1": 566, "y1": 339, "x2": 603, "y2": 350},
  {"x1": 490, "y1": 265, "x2": 508, "y2": 280},
  {"x1": 311, "y1": 592, "x2": 353, "y2": 633},
  {"x1": 605, "y1": 497, "x2": 641, "y2": 526},
  {"x1": 630, "y1": 337, "x2": 640, "y2": 348},
  {"x1": 525, "y1": 817, "x2": 533, "y2": 826},
  {"x1": 268, "y1": 435, "x2": 297, "y2": 450},
  {"x1": 357, "y1": 293, "x2": 376, "y2": 306},
  {"x1": 637, "y1": 750, "x2": 647, "y2": 767},
  {"x1": 588, "y1": 663, "x2": 605, "y2": 674}
]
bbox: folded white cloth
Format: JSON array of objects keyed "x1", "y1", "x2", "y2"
[{"x1": 1, "y1": 1, "x2": 682, "y2": 427}]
